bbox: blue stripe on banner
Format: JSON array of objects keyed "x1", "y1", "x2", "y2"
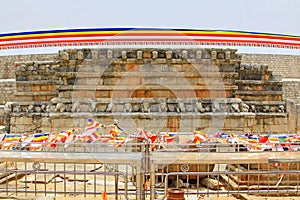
[{"x1": 0, "y1": 28, "x2": 132, "y2": 37}]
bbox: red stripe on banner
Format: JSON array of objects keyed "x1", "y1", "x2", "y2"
[
  {"x1": 183, "y1": 33, "x2": 300, "y2": 42},
  {"x1": 0, "y1": 38, "x2": 300, "y2": 50}
]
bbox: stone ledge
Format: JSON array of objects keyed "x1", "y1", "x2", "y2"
[
  {"x1": 15, "y1": 71, "x2": 57, "y2": 75},
  {"x1": 0, "y1": 79, "x2": 15, "y2": 82},
  {"x1": 243, "y1": 101, "x2": 285, "y2": 105},
  {"x1": 235, "y1": 80, "x2": 283, "y2": 85},
  {"x1": 56, "y1": 72, "x2": 239, "y2": 78},
  {"x1": 49, "y1": 97, "x2": 243, "y2": 104},
  {"x1": 47, "y1": 112, "x2": 286, "y2": 118},
  {"x1": 14, "y1": 91, "x2": 58, "y2": 96},
  {"x1": 16, "y1": 80, "x2": 60, "y2": 85},
  {"x1": 10, "y1": 113, "x2": 49, "y2": 117},
  {"x1": 15, "y1": 60, "x2": 57, "y2": 65},
  {"x1": 58, "y1": 85, "x2": 237, "y2": 91},
  {"x1": 235, "y1": 91, "x2": 282, "y2": 95}
]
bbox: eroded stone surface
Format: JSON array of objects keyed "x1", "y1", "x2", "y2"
[{"x1": 0, "y1": 48, "x2": 298, "y2": 133}]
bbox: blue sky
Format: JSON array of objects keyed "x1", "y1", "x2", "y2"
[{"x1": 1, "y1": 0, "x2": 300, "y2": 55}]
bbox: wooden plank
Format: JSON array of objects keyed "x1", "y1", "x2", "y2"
[
  {"x1": 219, "y1": 174, "x2": 248, "y2": 190},
  {"x1": 200, "y1": 177, "x2": 224, "y2": 190}
]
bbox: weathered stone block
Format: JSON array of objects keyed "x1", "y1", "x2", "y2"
[
  {"x1": 172, "y1": 64, "x2": 183, "y2": 72},
  {"x1": 196, "y1": 51, "x2": 202, "y2": 59},
  {"x1": 120, "y1": 77, "x2": 140, "y2": 85},
  {"x1": 274, "y1": 117, "x2": 287, "y2": 125},
  {"x1": 185, "y1": 104, "x2": 194, "y2": 112},
  {"x1": 155, "y1": 59, "x2": 166, "y2": 64},
  {"x1": 95, "y1": 91, "x2": 110, "y2": 98},
  {"x1": 115, "y1": 104, "x2": 124, "y2": 112},
  {"x1": 263, "y1": 117, "x2": 274, "y2": 125},
  {"x1": 211, "y1": 51, "x2": 217, "y2": 60},
  {"x1": 125, "y1": 63, "x2": 138, "y2": 71},
  {"x1": 176, "y1": 90, "x2": 196, "y2": 98},
  {"x1": 152, "y1": 51, "x2": 158, "y2": 59},
  {"x1": 137, "y1": 51, "x2": 143, "y2": 60},
  {"x1": 103, "y1": 78, "x2": 120, "y2": 85},
  {"x1": 107, "y1": 50, "x2": 113, "y2": 59},
  {"x1": 40, "y1": 85, "x2": 51, "y2": 91},
  {"x1": 121, "y1": 51, "x2": 127, "y2": 59},
  {"x1": 73, "y1": 91, "x2": 86, "y2": 98},
  {"x1": 166, "y1": 51, "x2": 173, "y2": 59},
  {"x1": 167, "y1": 117, "x2": 180, "y2": 129},
  {"x1": 127, "y1": 59, "x2": 137, "y2": 64},
  {"x1": 186, "y1": 78, "x2": 198, "y2": 85},
  {"x1": 224, "y1": 117, "x2": 244, "y2": 129},
  {"x1": 160, "y1": 77, "x2": 177, "y2": 85},
  {"x1": 143, "y1": 51, "x2": 151, "y2": 59},
  {"x1": 52, "y1": 118, "x2": 75, "y2": 127},
  {"x1": 15, "y1": 116, "x2": 33, "y2": 125},
  {"x1": 153, "y1": 90, "x2": 170, "y2": 98},
  {"x1": 30, "y1": 85, "x2": 40, "y2": 92},
  {"x1": 131, "y1": 90, "x2": 145, "y2": 98},
  {"x1": 111, "y1": 91, "x2": 130, "y2": 98}
]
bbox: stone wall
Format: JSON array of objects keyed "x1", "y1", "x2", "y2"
[
  {"x1": 1, "y1": 48, "x2": 290, "y2": 134},
  {"x1": 283, "y1": 80, "x2": 300, "y2": 103},
  {"x1": 241, "y1": 54, "x2": 300, "y2": 78},
  {"x1": 1, "y1": 53, "x2": 299, "y2": 79},
  {"x1": 0, "y1": 54, "x2": 57, "y2": 79},
  {"x1": 0, "y1": 79, "x2": 15, "y2": 104}
]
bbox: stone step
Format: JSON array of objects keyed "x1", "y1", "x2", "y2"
[
  {"x1": 50, "y1": 97, "x2": 242, "y2": 104},
  {"x1": 16, "y1": 80, "x2": 60, "y2": 85},
  {"x1": 234, "y1": 91, "x2": 282, "y2": 95},
  {"x1": 243, "y1": 100, "x2": 285, "y2": 105},
  {"x1": 235, "y1": 80, "x2": 283, "y2": 84},
  {"x1": 56, "y1": 71, "x2": 238, "y2": 78}
]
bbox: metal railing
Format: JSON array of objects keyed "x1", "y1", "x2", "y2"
[
  {"x1": 0, "y1": 151, "x2": 144, "y2": 200},
  {"x1": 0, "y1": 141, "x2": 300, "y2": 199}
]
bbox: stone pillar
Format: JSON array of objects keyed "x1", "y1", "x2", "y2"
[
  {"x1": 196, "y1": 51, "x2": 202, "y2": 59},
  {"x1": 137, "y1": 51, "x2": 143, "y2": 60},
  {"x1": 152, "y1": 51, "x2": 158, "y2": 59},
  {"x1": 166, "y1": 51, "x2": 172, "y2": 59},
  {"x1": 121, "y1": 51, "x2": 127, "y2": 60},
  {"x1": 211, "y1": 50, "x2": 217, "y2": 60},
  {"x1": 182, "y1": 50, "x2": 188, "y2": 59},
  {"x1": 107, "y1": 50, "x2": 113, "y2": 59}
]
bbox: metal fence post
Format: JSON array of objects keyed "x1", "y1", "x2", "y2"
[{"x1": 150, "y1": 161, "x2": 155, "y2": 200}]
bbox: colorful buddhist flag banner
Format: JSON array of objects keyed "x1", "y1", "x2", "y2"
[
  {"x1": 193, "y1": 131, "x2": 208, "y2": 144},
  {"x1": 81, "y1": 118, "x2": 104, "y2": 143},
  {"x1": 83, "y1": 118, "x2": 104, "y2": 135},
  {"x1": 29, "y1": 133, "x2": 49, "y2": 151},
  {"x1": 49, "y1": 128, "x2": 77, "y2": 148},
  {"x1": 1, "y1": 134, "x2": 22, "y2": 150},
  {"x1": 138, "y1": 128, "x2": 157, "y2": 143},
  {"x1": 1, "y1": 28, "x2": 300, "y2": 50},
  {"x1": 161, "y1": 132, "x2": 177, "y2": 143}
]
